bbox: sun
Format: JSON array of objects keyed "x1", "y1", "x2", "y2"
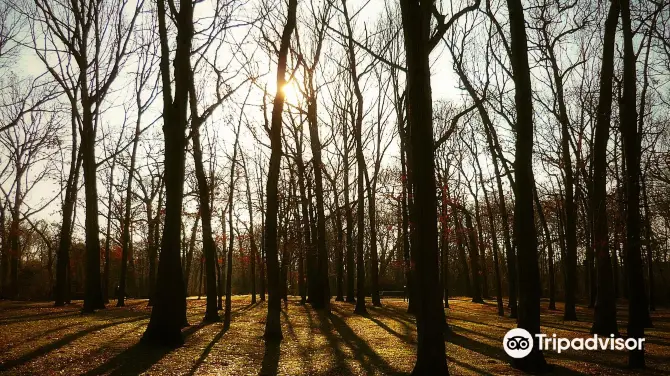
[{"x1": 281, "y1": 80, "x2": 299, "y2": 105}]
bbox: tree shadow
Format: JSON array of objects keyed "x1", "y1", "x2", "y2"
[
  {"x1": 353, "y1": 309, "x2": 413, "y2": 345},
  {"x1": 0, "y1": 311, "x2": 79, "y2": 325},
  {"x1": 449, "y1": 316, "x2": 511, "y2": 331},
  {"x1": 447, "y1": 329, "x2": 509, "y2": 362},
  {"x1": 323, "y1": 311, "x2": 406, "y2": 375},
  {"x1": 259, "y1": 340, "x2": 281, "y2": 376},
  {"x1": 82, "y1": 323, "x2": 206, "y2": 376},
  {"x1": 307, "y1": 307, "x2": 352, "y2": 375},
  {"x1": 0, "y1": 316, "x2": 147, "y2": 371},
  {"x1": 4, "y1": 322, "x2": 78, "y2": 351},
  {"x1": 446, "y1": 356, "x2": 496, "y2": 375},
  {"x1": 447, "y1": 330, "x2": 611, "y2": 375},
  {"x1": 280, "y1": 309, "x2": 311, "y2": 369},
  {"x1": 186, "y1": 325, "x2": 229, "y2": 376},
  {"x1": 369, "y1": 305, "x2": 416, "y2": 327},
  {"x1": 186, "y1": 301, "x2": 266, "y2": 375}
]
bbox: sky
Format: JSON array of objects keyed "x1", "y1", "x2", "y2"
[{"x1": 1, "y1": 0, "x2": 471, "y2": 244}]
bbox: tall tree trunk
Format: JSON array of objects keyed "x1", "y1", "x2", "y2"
[
  {"x1": 262, "y1": 0, "x2": 296, "y2": 341},
  {"x1": 621, "y1": 0, "x2": 650, "y2": 367},
  {"x1": 341, "y1": 0, "x2": 367, "y2": 315},
  {"x1": 533, "y1": 185, "x2": 555, "y2": 310},
  {"x1": 639, "y1": 10, "x2": 657, "y2": 312},
  {"x1": 541, "y1": 17, "x2": 578, "y2": 320},
  {"x1": 242, "y1": 154, "x2": 258, "y2": 304},
  {"x1": 292, "y1": 182, "x2": 306, "y2": 304},
  {"x1": 454, "y1": 213, "x2": 471, "y2": 296},
  {"x1": 363, "y1": 170, "x2": 381, "y2": 306},
  {"x1": 118, "y1": 114, "x2": 142, "y2": 307},
  {"x1": 400, "y1": 125, "x2": 416, "y2": 314},
  {"x1": 81, "y1": 97, "x2": 105, "y2": 312},
  {"x1": 344, "y1": 116, "x2": 355, "y2": 304},
  {"x1": 505, "y1": 0, "x2": 547, "y2": 370},
  {"x1": 103, "y1": 143, "x2": 121, "y2": 304},
  {"x1": 472, "y1": 148, "x2": 504, "y2": 315},
  {"x1": 0, "y1": 203, "x2": 7, "y2": 297},
  {"x1": 55, "y1": 146, "x2": 82, "y2": 306},
  {"x1": 184, "y1": 215, "x2": 200, "y2": 294},
  {"x1": 642, "y1": 175, "x2": 655, "y2": 311},
  {"x1": 439, "y1": 192, "x2": 450, "y2": 309},
  {"x1": 473, "y1": 197, "x2": 489, "y2": 300},
  {"x1": 141, "y1": 0, "x2": 191, "y2": 346},
  {"x1": 484, "y1": 182, "x2": 504, "y2": 316},
  {"x1": 399, "y1": 1, "x2": 448, "y2": 373},
  {"x1": 193, "y1": 116, "x2": 220, "y2": 321},
  {"x1": 590, "y1": 0, "x2": 619, "y2": 337},
  {"x1": 306, "y1": 103, "x2": 330, "y2": 312},
  {"x1": 8, "y1": 170, "x2": 22, "y2": 299},
  {"x1": 354, "y1": 166, "x2": 366, "y2": 315},
  {"x1": 295, "y1": 132, "x2": 315, "y2": 304},
  {"x1": 148, "y1": 182, "x2": 163, "y2": 307},
  {"x1": 331, "y1": 178, "x2": 345, "y2": 302},
  {"x1": 464, "y1": 213, "x2": 483, "y2": 303},
  {"x1": 225, "y1": 140, "x2": 241, "y2": 328}
]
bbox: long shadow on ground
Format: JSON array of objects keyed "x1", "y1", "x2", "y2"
[{"x1": 0, "y1": 316, "x2": 147, "y2": 372}]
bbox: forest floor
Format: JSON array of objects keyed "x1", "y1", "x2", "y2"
[{"x1": 0, "y1": 296, "x2": 669, "y2": 375}]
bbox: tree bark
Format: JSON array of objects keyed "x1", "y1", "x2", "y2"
[
  {"x1": 399, "y1": 1, "x2": 448, "y2": 373},
  {"x1": 262, "y1": 0, "x2": 297, "y2": 341},
  {"x1": 141, "y1": 0, "x2": 191, "y2": 346},
  {"x1": 118, "y1": 111, "x2": 142, "y2": 307},
  {"x1": 590, "y1": 0, "x2": 619, "y2": 337},
  {"x1": 505, "y1": 0, "x2": 547, "y2": 370},
  {"x1": 621, "y1": 0, "x2": 650, "y2": 367},
  {"x1": 242, "y1": 154, "x2": 258, "y2": 304}
]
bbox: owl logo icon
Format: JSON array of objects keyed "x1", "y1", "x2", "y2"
[{"x1": 503, "y1": 328, "x2": 533, "y2": 358}]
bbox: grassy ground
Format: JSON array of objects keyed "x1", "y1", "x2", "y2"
[{"x1": 0, "y1": 296, "x2": 668, "y2": 375}]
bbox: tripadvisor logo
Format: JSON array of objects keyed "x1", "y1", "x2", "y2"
[
  {"x1": 503, "y1": 328, "x2": 645, "y2": 358},
  {"x1": 503, "y1": 328, "x2": 534, "y2": 358}
]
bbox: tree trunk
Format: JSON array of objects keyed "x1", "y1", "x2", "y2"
[
  {"x1": 621, "y1": 0, "x2": 650, "y2": 367},
  {"x1": 118, "y1": 114, "x2": 142, "y2": 307},
  {"x1": 473, "y1": 197, "x2": 489, "y2": 300},
  {"x1": 0, "y1": 203, "x2": 7, "y2": 297},
  {"x1": 242, "y1": 154, "x2": 258, "y2": 304},
  {"x1": 262, "y1": 0, "x2": 296, "y2": 341},
  {"x1": 483, "y1": 181, "x2": 504, "y2": 316},
  {"x1": 533, "y1": 185, "x2": 555, "y2": 310},
  {"x1": 505, "y1": 0, "x2": 547, "y2": 370},
  {"x1": 541, "y1": 16, "x2": 578, "y2": 320},
  {"x1": 331, "y1": 178, "x2": 345, "y2": 302},
  {"x1": 341, "y1": 1, "x2": 367, "y2": 315},
  {"x1": 363, "y1": 169, "x2": 382, "y2": 306},
  {"x1": 81, "y1": 97, "x2": 105, "y2": 312},
  {"x1": 306, "y1": 99, "x2": 330, "y2": 311},
  {"x1": 399, "y1": 1, "x2": 448, "y2": 373},
  {"x1": 590, "y1": 0, "x2": 619, "y2": 337},
  {"x1": 344, "y1": 117, "x2": 355, "y2": 304},
  {"x1": 9, "y1": 171, "x2": 22, "y2": 299},
  {"x1": 454, "y1": 214, "x2": 471, "y2": 296},
  {"x1": 464, "y1": 214, "x2": 483, "y2": 303},
  {"x1": 642, "y1": 175, "x2": 655, "y2": 311},
  {"x1": 147, "y1": 183, "x2": 163, "y2": 307},
  {"x1": 103, "y1": 147, "x2": 120, "y2": 304},
  {"x1": 141, "y1": 0, "x2": 191, "y2": 347}
]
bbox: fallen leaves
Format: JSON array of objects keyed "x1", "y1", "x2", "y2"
[{"x1": 0, "y1": 297, "x2": 668, "y2": 375}]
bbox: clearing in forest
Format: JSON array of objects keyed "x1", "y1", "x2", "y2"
[{"x1": 0, "y1": 297, "x2": 669, "y2": 375}]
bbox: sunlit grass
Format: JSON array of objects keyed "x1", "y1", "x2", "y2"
[{"x1": 0, "y1": 296, "x2": 668, "y2": 375}]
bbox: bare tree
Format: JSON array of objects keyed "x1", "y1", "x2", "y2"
[
  {"x1": 32, "y1": 0, "x2": 143, "y2": 313},
  {"x1": 262, "y1": 0, "x2": 297, "y2": 342},
  {"x1": 142, "y1": 0, "x2": 192, "y2": 346}
]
